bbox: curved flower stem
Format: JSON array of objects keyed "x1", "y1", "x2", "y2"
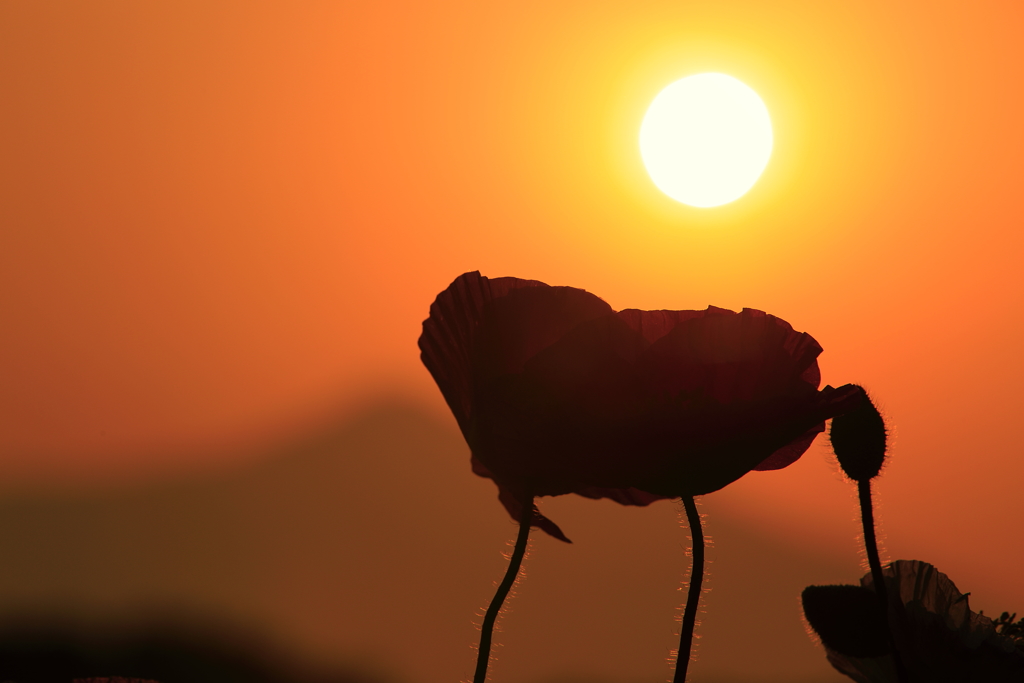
[
  {"x1": 674, "y1": 495, "x2": 705, "y2": 683},
  {"x1": 474, "y1": 496, "x2": 533, "y2": 683},
  {"x1": 858, "y1": 479, "x2": 909, "y2": 683}
]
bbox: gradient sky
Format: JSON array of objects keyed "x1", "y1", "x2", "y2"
[{"x1": 2, "y1": 1, "x2": 1024, "y2": 679}]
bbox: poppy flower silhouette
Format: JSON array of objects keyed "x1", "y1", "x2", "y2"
[
  {"x1": 803, "y1": 560, "x2": 1024, "y2": 682},
  {"x1": 419, "y1": 271, "x2": 860, "y2": 682}
]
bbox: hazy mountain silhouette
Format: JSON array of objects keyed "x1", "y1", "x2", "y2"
[{"x1": 0, "y1": 400, "x2": 850, "y2": 683}]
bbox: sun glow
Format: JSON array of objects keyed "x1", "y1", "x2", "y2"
[{"x1": 640, "y1": 73, "x2": 773, "y2": 208}]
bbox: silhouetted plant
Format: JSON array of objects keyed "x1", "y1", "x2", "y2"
[
  {"x1": 829, "y1": 386, "x2": 908, "y2": 682},
  {"x1": 988, "y1": 612, "x2": 1024, "y2": 639},
  {"x1": 419, "y1": 271, "x2": 860, "y2": 683},
  {"x1": 802, "y1": 585, "x2": 891, "y2": 658},
  {"x1": 804, "y1": 561, "x2": 1024, "y2": 682}
]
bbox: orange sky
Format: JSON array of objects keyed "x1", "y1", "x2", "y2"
[{"x1": 2, "y1": 1, "x2": 1024, "y2": 679}]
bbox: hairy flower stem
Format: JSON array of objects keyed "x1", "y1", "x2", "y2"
[
  {"x1": 474, "y1": 496, "x2": 533, "y2": 683},
  {"x1": 674, "y1": 496, "x2": 705, "y2": 683},
  {"x1": 858, "y1": 480, "x2": 909, "y2": 683}
]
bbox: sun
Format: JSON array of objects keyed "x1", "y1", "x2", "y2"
[{"x1": 639, "y1": 73, "x2": 773, "y2": 208}]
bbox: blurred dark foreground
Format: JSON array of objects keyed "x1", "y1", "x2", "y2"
[
  {"x1": 0, "y1": 616, "x2": 388, "y2": 683},
  {"x1": 0, "y1": 402, "x2": 858, "y2": 683}
]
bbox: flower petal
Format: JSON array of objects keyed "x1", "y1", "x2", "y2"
[
  {"x1": 753, "y1": 424, "x2": 823, "y2": 471},
  {"x1": 497, "y1": 485, "x2": 572, "y2": 543},
  {"x1": 616, "y1": 306, "x2": 731, "y2": 345},
  {"x1": 419, "y1": 271, "x2": 612, "y2": 438},
  {"x1": 639, "y1": 307, "x2": 822, "y2": 404},
  {"x1": 811, "y1": 561, "x2": 1024, "y2": 682}
]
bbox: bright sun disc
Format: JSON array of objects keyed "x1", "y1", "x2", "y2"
[{"x1": 640, "y1": 73, "x2": 773, "y2": 208}]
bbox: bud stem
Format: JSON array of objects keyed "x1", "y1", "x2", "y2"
[
  {"x1": 674, "y1": 496, "x2": 705, "y2": 683},
  {"x1": 857, "y1": 479, "x2": 908, "y2": 683},
  {"x1": 474, "y1": 496, "x2": 533, "y2": 683}
]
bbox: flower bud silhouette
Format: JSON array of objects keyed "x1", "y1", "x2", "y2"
[
  {"x1": 829, "y1": 385, "x2": 887, "y2": 482},
  {"x1": 827, "y1": 386, "x2": 910, "y2": 681}
]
